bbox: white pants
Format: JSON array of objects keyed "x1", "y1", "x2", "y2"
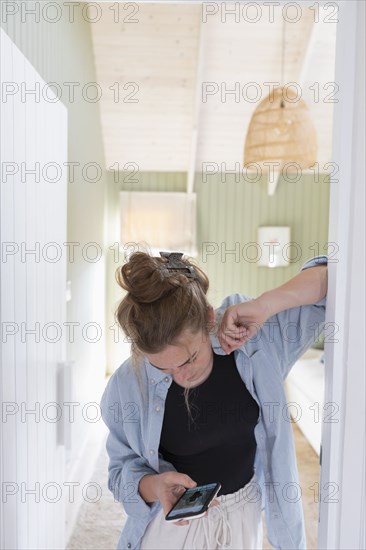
[{"x1": 140, "y1": 474, "x2": 263, "y2": 550}]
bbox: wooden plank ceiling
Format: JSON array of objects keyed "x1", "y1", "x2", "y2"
[{"x1": 90, "y1": 2, "x2": 337, "y2": 173}]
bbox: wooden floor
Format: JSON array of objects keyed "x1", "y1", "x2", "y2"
[{"x1": 263, "y1": 422, "x2": 320, "y2": 549}]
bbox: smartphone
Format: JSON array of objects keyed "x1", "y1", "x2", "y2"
[{"x1": 165, "y1": 482, "x2": 221, "y2": 522}]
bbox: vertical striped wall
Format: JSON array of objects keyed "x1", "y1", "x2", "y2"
[
  {"x1": 0, "y1": 29, "x2": 67, "y2": 549},
  {"x1": 112, "y1": 170, "x2": 330, "y2": 292},
  {"x1": 195, "y1": 172, "x2": 330, "y2": 306}
]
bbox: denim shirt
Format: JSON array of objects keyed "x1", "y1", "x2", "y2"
[{"x1": 100, "y1": 255, "x2": 328, "y2": 550}]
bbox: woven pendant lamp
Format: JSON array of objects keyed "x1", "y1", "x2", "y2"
[
  {"x1": 243, "y1": 23, "x2": 317, "y2": 195},
  {"x1": 244, "y1": 86, "x2": 317, "y2": 167}
]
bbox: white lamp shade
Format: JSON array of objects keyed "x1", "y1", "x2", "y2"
[{"x1": 120, "y1": 191, "x2": 197, "y2": 257}]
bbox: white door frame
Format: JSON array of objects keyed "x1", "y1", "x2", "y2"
[{"x1": 317, "y1": 1, "x2": 365, "y2": 548}]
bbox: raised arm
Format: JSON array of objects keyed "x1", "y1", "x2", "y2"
[
  {"x1": 218, "y1": 257, "x2": 328, "y2": 359},
  {"x1": 257, "y1": 264, "x2": 327, "y2": 317}
]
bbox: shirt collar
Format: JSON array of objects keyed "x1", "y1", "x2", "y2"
[
  {"x1": 212, "y1": 303, "x2": 251, "y2": 358},
  {"x1": 144, "y1": 358, "x2": 171, "y2": 383},
  {"x1": 209, "y1": 331, "x2": 225, "y2": 355}
]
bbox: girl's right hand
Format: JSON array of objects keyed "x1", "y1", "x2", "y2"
[
  {"x1": 154, "y1": 471, "x2": 196, "y2": 526},
  {"x1": 154, "y1": 472, "x2": 219, "y2": 526}
]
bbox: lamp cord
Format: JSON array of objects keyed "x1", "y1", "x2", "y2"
[{"x1": 280, "y1": 18, "x2": 286, "y2": 108}]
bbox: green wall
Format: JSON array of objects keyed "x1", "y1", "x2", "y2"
[
  {"x1": 110, "y1": 170, "x2": 330, "y2": 300},
  {"x1": 195, "y1": 172, "x2": 330, "y2": 305}
]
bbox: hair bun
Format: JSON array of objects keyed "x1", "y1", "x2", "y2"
[{"x1": 116, "y1": 251, "x2": 190, "y2": 304}]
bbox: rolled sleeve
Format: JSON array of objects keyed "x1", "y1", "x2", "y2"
[{"x1": 299, "y1": 254, "x2": 328, "y2": 307}]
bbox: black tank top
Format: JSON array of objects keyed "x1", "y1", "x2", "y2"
[{"x1": 158, "y1": 352, "x2": 260, "y2": 495}]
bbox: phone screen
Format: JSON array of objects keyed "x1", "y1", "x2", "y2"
[{"x1": 166, "y1": 483, "x2": 220, "y2": 520}]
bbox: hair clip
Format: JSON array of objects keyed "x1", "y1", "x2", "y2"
[{"x1": 159, "y1": 251, "x2": 197, "y2": 279}]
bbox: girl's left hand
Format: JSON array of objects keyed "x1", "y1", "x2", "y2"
[{"x1": 217, "y1": 298, "x2": 270, "y2": 354}]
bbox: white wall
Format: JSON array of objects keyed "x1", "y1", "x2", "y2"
[
  {"x1": 0, "y1": 29, "x2": 67, "y2": 549},
  {"x1": 318, "y1": 1, "x2": 366, "y2": 548}
]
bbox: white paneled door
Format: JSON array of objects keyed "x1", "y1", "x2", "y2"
[{"x1": 0, "y1": 28, "x2": 68, "y2": 549}]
